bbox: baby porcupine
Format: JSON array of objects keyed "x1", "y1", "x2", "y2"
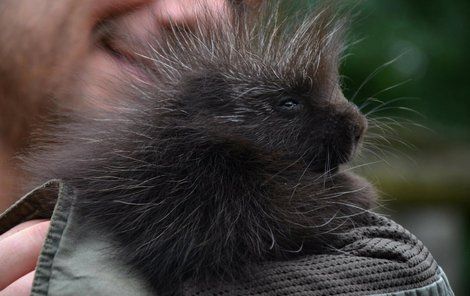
[{"x1": 27, "y1": 1, "x2": 376, "y2": 295}]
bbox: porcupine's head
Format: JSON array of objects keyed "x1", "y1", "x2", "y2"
[{"x1": 135, "y1": 1, "x2": 368, "y2": 175}]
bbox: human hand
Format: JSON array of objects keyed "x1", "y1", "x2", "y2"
[{"x1": 0, "y1": 220, "x2": 50, "y2": 296}]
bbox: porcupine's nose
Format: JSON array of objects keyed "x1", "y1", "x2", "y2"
[
  {"x1": 312, "y1": 89, "x2": 368, "y2": 170},
  {"x1": 349, "y1": 105, "x2": 368, "y2": 145},
  {"x1": 330, "y1": 89, "x2": 367, "y2": 146}
]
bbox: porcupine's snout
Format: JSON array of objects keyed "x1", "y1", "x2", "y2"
[
  {"x1": 310, "y1": 90, "x2": 368, "y2": 171},
  {"x1": 348, "y1": 104, "x2": 368, "y2": 145}
]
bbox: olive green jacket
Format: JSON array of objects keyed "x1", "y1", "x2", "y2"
[{"x1": 0, "y1": 181, "x2": 455, "y2": 296}]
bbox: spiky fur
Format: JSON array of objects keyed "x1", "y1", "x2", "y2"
[{"x1": 27, "y1": 1, "x2": 376, "y2": 295}]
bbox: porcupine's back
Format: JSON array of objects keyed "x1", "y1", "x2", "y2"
[{"x1": 26, "y1": 1, "x2": 375, "y2": 294}]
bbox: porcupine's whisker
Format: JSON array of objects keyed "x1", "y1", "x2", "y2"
[
  {"x1": 289, "y1": 151, "x2": 318, "y2": 201},
  {"x1": 351, "y1": 52, "x2": 407, "y2": 103}
]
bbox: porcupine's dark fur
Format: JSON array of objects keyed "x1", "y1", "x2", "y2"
[{"x1": 27, "y1": 1, "x2": 376, "y2": 295}]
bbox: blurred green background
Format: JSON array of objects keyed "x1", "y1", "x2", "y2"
[
  {"x1": 302, "y1": 0, "x2": 469, "y2": 293},
  {"x1": 346, "y1": 2, "x2": 469, "y2": 294}
]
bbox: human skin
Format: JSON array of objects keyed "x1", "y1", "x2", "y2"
[
  {"x1": 0, "y1": 0, "x2": 235, "y2": 294},
  {"x1": 0, "y1": 220, "x2": 49, "y2": 296}
]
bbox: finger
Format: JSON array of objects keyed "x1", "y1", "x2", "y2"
[
  {"x1": 0, "y1": 270, "x2": 35, "y2": 296},
  {"x1": 0, "y1": 220, "x2": 48, "y2": 241},
  {"x1": 0, "y1": 221, "x2": 49, "y2": 290}
]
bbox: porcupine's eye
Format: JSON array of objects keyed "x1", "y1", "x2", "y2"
[{"x1": 277, "y1": 97, "x2": 302, "y2": 113}]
